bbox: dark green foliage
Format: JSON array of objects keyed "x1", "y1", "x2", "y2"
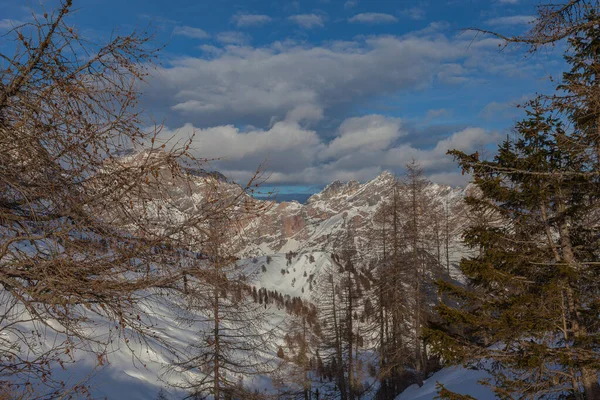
[
  {"x1": 427, "y1": 99, "x2": 600, "y2": 398},
  {"x1": 426, "y1": 6, "x2": 600, "y2": 397}
]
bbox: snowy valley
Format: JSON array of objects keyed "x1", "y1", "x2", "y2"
[{"x1": 9, "y1": 166, "x2": 485, "y2": 400}]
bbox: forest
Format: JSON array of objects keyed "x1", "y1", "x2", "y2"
[{"x1": 1, "y1": 0, "x2": 600, "y2": 399}]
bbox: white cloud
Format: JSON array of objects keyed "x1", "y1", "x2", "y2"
[
  {"x1": 142, "y1": 31, "x2": 532, "y2": 185},
  {"x1": 232, "y1": 14, "x2": 272, "y2": 27},
  {"x1": 487, "y1": 15, "x2": 536, "y2": 26},
  {"x1": 402, "y1": 7, "x2": 425, "y2": 21},
  {"x1": 349, "y1": 13, "x2": 398, "y2": 24},
  {"x1": 147, "y1": 35, "x2": 485, "y2": 127},
  {"x1": 480, "y1": 95, "x2": 530, "y2": 120},
  {"x1": 319, "y1": 115, "x2": 404, "y2": 159},
  {"x1": 381, "y1": 127, "x2": 499, "y2": 170},
  {"x1": 288, "y1": 14, "x2": 325, "y2": 29},
  {"x1": 433, "y1": 127, "x2": 498, "y2": 155},
  {"x1": 344, "y1": 0, "x2": 358, "y2": 8},
  {"x1": 498, "y1": 0, "x2": 519, "y2": 4},
  {"x1": 216, "y1": 31, "x2": 250, "y2": 44},
  {"x1": 285, "y1": 104, "x2": 324, "y2": 124},
  {"x1": 173, "y1": 26, "x2": 210, "y2": 39},
  {"x1": 156, "y1": 114, "x2": 499, "y2": 186},
  {"x1": 159, "y1": 121, "x2": 321, "y2": 161},
  {"x1": 198, "y1": 45, "x2": 224, "y2": 56}
]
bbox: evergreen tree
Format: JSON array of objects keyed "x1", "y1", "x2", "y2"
[
  {"x1": 427, "y1": 100, "x2": 600, "y2": 399},
  {"x1": 554, "y1": 9, "x2": 600, "y2": 172}
]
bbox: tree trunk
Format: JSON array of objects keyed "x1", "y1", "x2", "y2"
[
  {"x1": 581, "y1": 369, "x2": 600, "y2": 400},
  {"x1": 214, "y1": 287, "x2": 220, "y2": 400},
  {"x1": 556, "y1": 197, "x2": 600, "y2": 399},
  {"x1": 331, "y1": 278, "x2": 347, "y2": 400},
  {"x1": 347, "y1": 272, "x2": 355, "y2": 400}
]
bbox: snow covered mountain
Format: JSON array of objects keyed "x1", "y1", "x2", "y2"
[
  {"x1": 11, "y1": 152, "x2": 482, "y2": 399},
  {"x1": 238, "y1": 171, "x2": 465, "y2": 258}
]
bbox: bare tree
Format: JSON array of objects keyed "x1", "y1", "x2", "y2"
[
  {"x1": 467, "y1": 0, "x2": 597, "y2": 49},
  {"x1": 168, "y1": 184, "x2": 275, "y2": 399},
  {"x1": 0, "y1": 1, "x2": 259, "y2": 396}
]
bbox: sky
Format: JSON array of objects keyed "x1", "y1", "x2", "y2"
[{"x1": 0, "y1": 0, "x2": 567, "y2": 200}]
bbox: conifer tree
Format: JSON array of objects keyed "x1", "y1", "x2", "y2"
[
  {"x1": 427, "y1": 100, "x2": 600, "y2": 399},
  {"x1": 554, "y1": 9, "x2": 600, "y2": 170},
  {"x1": 169, "y1": 213, "x2": 274, "y2": 399},
  {"x1": 429, "y1": 4, "x2": 600, "y2": 398}
]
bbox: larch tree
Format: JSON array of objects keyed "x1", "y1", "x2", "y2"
[
  {"x1": 280, "y1": 299, "x2": 320, "y2": 400},
  {"x1": 371, "y1": 176, "x2": 411, "y2": 397},
  {"x1": 0, "y1": 1, "x2": 268, "y2": 397},
  {"x1": 314, "y1": 257, "x2": 347, "y2": 399},
  {"x1": 399, "y1": 160, "x2": 445, "y2": 386},
  {"x1": 169, "y1": 186, "x2": 274, "y2": 399},
  {"x1": 0, "y1": 1, "x2": 208, "y2": 396}
]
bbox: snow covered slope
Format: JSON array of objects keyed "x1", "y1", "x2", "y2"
[
  {"x1": 238, "y1": 171, "x2": 465, "y2": 258},
  {"x1": 6, "y1": 157, "x2": 473, "y2": 399},
  {"x1": 240, "y1": 251, "x2": 333, "y2": 300},
  {"x1": 19, "y1": 285, "x2": 288, "y2": 399},
  {"x1": 397, "y1": 366, "x2": 493, "y2": 400}
]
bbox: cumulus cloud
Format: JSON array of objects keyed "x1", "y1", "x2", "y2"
[
  {"x1": 159, "y1": 121, "x2": 321, "y2": 161},
  {"x1": 487, "y1": 15, "x2": 536, "y2": 26},
  {"x1": 349, "y1": 13, "x2": 398, "y2": 24},
  {"x1": 288, "y1": 14, "x2": 325, "y2": 29},
  {"x1": 145, "y1": 34, "x2": 506, "y2": 128},
  {"x1": 232, "y1": 14, "x2": 272, "y2": 27},
  {"x1": 285, "y1": 104, "x2": 324, "y2": 124},
  {"x1": 319, "y1": 115, "x2": 404, "y2": 159},
  {"x1": 142, "y1": 30, "x2": 532, "y2": 186},
  {"x1": 173, "y1": 26, "x2": 210, "y2": 39},
  {"x1": 156, "y1": 113, "x2": 499, "y2": 186}
]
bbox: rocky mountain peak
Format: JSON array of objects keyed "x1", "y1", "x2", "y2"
[{"x1": 236, "y1": 172, "x2": 464, "y2": 257}]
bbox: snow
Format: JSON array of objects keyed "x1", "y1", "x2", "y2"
[
  {"x1": 397, "y1": 366, "x2": 493, "y2": 400},
  {"x1": 5, "y1": 251, "x2": 495, "y2": 400},
  {"x1": 4, "y1": 170, "x2": 478, "y2": 399},
  {"x1": 7, "y1": 251, "x2": 329, "y2": 399},
  {"x1": 240, "y1": 251, "x2": 332, "y2": 299}
]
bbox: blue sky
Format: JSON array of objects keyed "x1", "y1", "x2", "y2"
[{"x1": 0, "y1": 0, "x2": 566, "y2": 198}]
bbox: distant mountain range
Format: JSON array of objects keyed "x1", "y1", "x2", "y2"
[
  {"x1": 238, "y1": 171, "x2": 465, "y2": 258},
  {"x1": 254, "y1": 192, "x2": 314, "y2": 204}
]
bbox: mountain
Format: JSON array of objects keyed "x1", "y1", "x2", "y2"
[
  {"x1": 111, "y1": 151, "x2": 465, "y2": 262},
  {"x1": 20, "y1": 152, "x2": 477, "y2": 399},
  {"x1": 238, "y1": 171, "x2": 465, "y2": 259}
]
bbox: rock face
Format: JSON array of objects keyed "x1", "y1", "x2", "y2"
[
  {"x1": 116, "y1": 152, "x2": 464, "y2": 258},
  {"x1": 237, "y1": 171, "x2": 464, "y2": 257}
]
